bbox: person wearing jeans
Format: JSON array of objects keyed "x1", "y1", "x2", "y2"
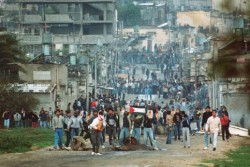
[
  {"x1": 52, "y1": 109, "x2": 65, "y2": 149},
  {"x1": 2, "y1": 109, "x2": 11, "y2": 129},
  {"x1": 67, "y1": 111, "x2": 83, "y2": 139},
  {"x1": 207, "y1": 110, "x2": 221, "y2": 151},
  {"x1": 173, "y1": 109, "x2": 182, "y2": 140},
  {"x1": 132, "y1": 114, "x2": 144, "y2": 144},
  {"x1": 143, "y1": 110, "x2": 158, "y2": 150},
  {"x1": 166, "y1": 110, "x2": 173, "y2": 144},
  {"x1": 201, "y1": 106, "x2": 212, "y2": 150},
  {"x1": 89, "y1": 112, "x2": 104, "y2": 155},
  {"x1": 119, "y1": 111, "x2": 130, "y2": 146}
]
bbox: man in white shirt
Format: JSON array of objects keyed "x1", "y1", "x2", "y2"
[
  {"x1": 89, "y1": 111, "x2": 104, "y2": 155},
  {"x1": 207, "y1": 110, "x2": 221, "y2": 151},
  {"x1": 14, "y1": 112, "x2": 22, "y2": 128}
]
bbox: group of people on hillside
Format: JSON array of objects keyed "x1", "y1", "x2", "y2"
[{"x1": 1, "y1": 107, "x2": 54, "y2": 129}]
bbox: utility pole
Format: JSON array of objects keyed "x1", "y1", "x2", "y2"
[
  {"x1": 85, "y1": 45, "x2": 90, "y2": 114},
  {"x1": 194, "y1": 55, "x2": 198, "y2": 108},
  {"x1": 94, "y1": 53, "x2": 97, "y2": 99},
  {"x1": 94, "y1": 40, "x2": 103, "y2": 99}
]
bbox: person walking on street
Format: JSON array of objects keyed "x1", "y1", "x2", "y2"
[
  {"x1": 207, "y1": 110, "x2": 221, "y2": 151},
  {"x1": 67, "y1": 110, "x2": 83, "y2": 139},
  {"x1": 64, "y1": 110, "x2": 72, "y2": 148},
  {"x1": 201, "y1": 106, "x2": 212, "y2": 150},
  {"x1": 106, "y1": 109, "x2": 118, "y2": 145},
  {"x1": 182, "y1": 114, "x2": 191, "y2": 148},
  {"x1": 166, "y1": 110, "x2": 173, "y2": 144},
  {"x1": 173, "y1": 108, "x2": 182, "y2": 141},
  {"x1": 89, "y1": 111, "x2": 104, "y2": 155},
  {"x1": 220, "y1": 112, "x2": 230, "y2": 141}
]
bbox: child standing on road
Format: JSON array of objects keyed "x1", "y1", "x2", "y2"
[{"x1": 182, "y1": 114, "x2": 190, "y2": 148}]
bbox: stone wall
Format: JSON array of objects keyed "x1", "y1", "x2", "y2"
[{"x1": 222, "y1": 94, "x2": 250, "y2": 129}]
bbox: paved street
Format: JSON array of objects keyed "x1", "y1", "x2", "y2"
[{"x1": 0, "y1": 134, "x2": 249, "y2": 167}]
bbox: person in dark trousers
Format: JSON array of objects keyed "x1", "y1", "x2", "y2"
[
  {"x1": 223, "y1": 107, "x2": 231, "y2": 137},
  {"x1": 146, "y1": 68, "x2": 150, "y2": 80},
  {"x1": 21, "y1": 108, "x2": 28, "y2": 128},
  {"x1": 240, "y1": 114, "x2": 245, "y2": 128},
  {"x1": 64, "y1": 111, "x2": 71, "y2": 148},
  {"x1": 173, "y1": 108, "x2": 182, "y2": 141},
  {"x1": 220, "y1": 112, "x2": 230, "y2": 141},
  {"x1": 201, "y1": 106, "x2": 212, "y2": 150},
  {"x1": 106, "y1": 109, "x2": 118, "y2": 145},
  {"x1": 89, "y1": 111, "x2": 104, "y2": 155}
]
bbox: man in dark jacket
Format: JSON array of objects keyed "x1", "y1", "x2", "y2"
[
  {"x1": 143, "y1": 110, "x2": 158, "y2": 150},
  {"x1": 201, "y1": 106, "x2": 212, "y2": 150},
  {"x1": 173, "y1": 108, "x2": 182, "y2": 140},
  {"x1": 119, "y1": 111, "x2": 130, "y2": 146},
  {"x1": 106, "y1": 109, "x2": 118, "y2": 145},
  {"x1": 132, "y1": 114, "x2": 143, "y2": 144}
]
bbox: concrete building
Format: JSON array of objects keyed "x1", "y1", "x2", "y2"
[
  {"x1": 172, "y1": 0, "x2": 212, "y2": 11},
  {"x1": 16, "y1": 0, "x2": 116, "y2": 56},
  {"x1": 212, "y1": 0, "x2": 250, "y2": 14},
  {"x1": 18, "y1": 64, "x2": 75, "y2": 111},
  {"x1": 138, "y1": 2, "x2": 167, "y2": 26},
  {"x1": 209, "y1": 28, "x2": 250, "y2": 128}
]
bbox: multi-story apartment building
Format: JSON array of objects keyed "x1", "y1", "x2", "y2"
[
  {"x1": 16, "y1": 0, "x2": 116, "y2": 56},
  {"x1": 171, "y1": 0, "x2": 212, "y2": 11}
]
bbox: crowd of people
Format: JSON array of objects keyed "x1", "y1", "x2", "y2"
[
  {"x1": 0, "y1": 85, "x2": 238, "y2": 157},
  {"x1": 0, "y1": 42, "x2": 243, "y2": 156},
  {"x1": 32, "y1": 93, "x2": 232, "y2": 155},
  {"x1": 1, "y1": 107, "x2": 54, "y2": 129}
]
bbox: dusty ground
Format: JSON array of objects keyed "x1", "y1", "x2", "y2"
[{"x1": 0, "y1": 133, "x2": 249, "y2": 167}]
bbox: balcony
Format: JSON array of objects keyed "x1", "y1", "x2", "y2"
[
  {"x1": 19, "y1": 35, "x2": 42, "y2": 44},
  {"x1": 22, "y1": 15, "x2": 43, "y2": 23},
  {"x1": 53, "y1": 35, "x2": 113, "y2": 44},
  {"x1": 45, "y1": 14, "x2": 75, "y2": 23}
]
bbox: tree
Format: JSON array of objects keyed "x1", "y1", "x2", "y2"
[
  {"x1": 0, "y1": 33, "x2": 26, "y2": 82},
  {"x1": 117, "y1": 3, "x2": 142, "y2": 27},
  {"x1": 0, "y1": 33, "x2": 39, "y2": 124}
]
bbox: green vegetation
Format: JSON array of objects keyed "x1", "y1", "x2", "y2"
[
  {"x1": 200, "y1": 145, "x2": 250, "y2": 167},
  {"x1": 0, "y1": 128, "x2": 54, "y2": 154},
  {"x1": 117, "y1": 3, "x2": 142, "y2": 27},
  {"x1": 0, "y1": 33, "x2": 39, "y2": 117}
]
